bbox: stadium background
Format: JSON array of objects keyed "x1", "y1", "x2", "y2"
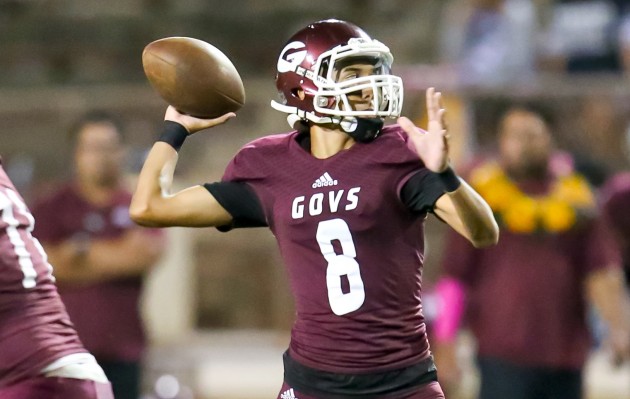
[{"x1": 1, "y1": 0, "x2": 629, "y2": 397}]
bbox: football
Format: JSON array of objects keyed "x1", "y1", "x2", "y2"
[{"x1": 142, "y1": 37, "x2": 245, "y2": 118}]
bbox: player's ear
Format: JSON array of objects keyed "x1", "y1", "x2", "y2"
[{"x1": 297, "y1": 89, "x2": 306, "y2": 101}]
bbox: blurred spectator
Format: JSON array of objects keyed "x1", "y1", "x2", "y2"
[
  {"x1": 32, "y1": 112, "x2": 165, "y2": 399},
  {"x1": 569, "y1": 95, "x2": 629, "y2": 187},
  {"x1": 618, "y1": 8, "x2": 630, "y2": 72},
  {"x1": 433, "y1": 105, "x2": 630, "y2": 399},
  {"x1": 539, "y1": 0, "x2": 629, "y2": 74},
  {"x1": 439, "y1": 0, "x2": 538, "y2": 86}
]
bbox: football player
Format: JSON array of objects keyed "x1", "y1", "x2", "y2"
[
  {"x1": 0, "y1": 161, "x2": 114, "y2": 398},
  {"x1": 131, "y1": 19, "x2": 499, "y2": 399}
]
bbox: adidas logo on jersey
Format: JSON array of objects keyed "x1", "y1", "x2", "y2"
[
  {"x1": 312, "y1": 172, "x2": 338, "y2": 188},
  {"x1": 280, "y1": 388, "x2": 298, "y2": 399}
]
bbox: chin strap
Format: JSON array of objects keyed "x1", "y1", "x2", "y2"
[
  {"x1": 340, "y1": 117, "x2": 384, "y2": 143},
  {"x1": 271, "y1": 100, "x2": 384, "y2": 143}
]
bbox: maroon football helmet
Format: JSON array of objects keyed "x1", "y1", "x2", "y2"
[{"x1": 270, "y1": 19, "x2": 403, "y2": 132}]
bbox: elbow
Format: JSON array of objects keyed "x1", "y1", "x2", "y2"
[
  {"x1": 470, "y1": 223, "x2": 500, "y2": 248},
  {"x1": 129, "y1": 202, "x2": 161, "y2": 227},
  {"x1": 471, "y1": 235, "x2": 499, "y2": 248}
]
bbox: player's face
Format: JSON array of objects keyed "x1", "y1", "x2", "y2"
[
  {"x1": 334, "y1": 60, "x2": 381, "y2": 113},
  {"x1": 74, "y1": 122, "x2": 125, "y2": 187},
  {"x1": 499, "y1": 110, "x2": 552, "y2": 177}
]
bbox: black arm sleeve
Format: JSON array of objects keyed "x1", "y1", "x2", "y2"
[
  {"x1": 400, "y1": 170, "x2": 448, "y2": 215},
  {"x1": 203, "y1": 182, "x2": 268, "y2": 231}
]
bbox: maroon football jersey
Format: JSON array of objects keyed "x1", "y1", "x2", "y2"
[
  {"x1": 0, "y1": 164, "x2": 86, "y2": 387},
  {"x1": 223, "y1": 125, "x2": 438, "y2": 373}
]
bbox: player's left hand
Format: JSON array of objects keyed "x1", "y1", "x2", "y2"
[{"x1": 398, "y1": 87, "x2": 450, "y2": 173}]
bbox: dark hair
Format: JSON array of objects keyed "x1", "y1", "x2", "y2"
[
  {"x1": 67, "y1": 111, "x2": 124, "y2": 144},
  {"x1": 497, "y1": 101, "x2": 555, "y2": 131}
]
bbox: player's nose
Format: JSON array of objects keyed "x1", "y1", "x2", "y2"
[
  {"x1": 362, "y1": 87, "x2": 374, "y2": 100},
  {"x1": 361, "y1": 87, "x2": 375, "y2": 109}
]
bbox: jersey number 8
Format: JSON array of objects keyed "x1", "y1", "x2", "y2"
[{"x1": 316, "y1": 218, "x2": 365, "y2": 315}]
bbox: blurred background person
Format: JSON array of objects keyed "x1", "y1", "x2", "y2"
[
  {"x1": 31, "y1": 112, "x2": 165, "y2": 399},
  {"x1": 3, "y1": 1, "x2": 630, "y2": 397},
  {"x1": 538, "y1": 0, "x2": 629, "y2": 74},
  {"x1": 438, "y1": 0, "x2": 538, "y2": 86},
  {"x1": 567, "y1": 95, "x2": 629, "y2": 188},
  {"x1": 618, "y1": 6, "x2": 630, "y2": 73},
  {"x1": 432, "y1": 105, "x2": 630, "y2": 399},
  {"x1": 0, "y1": 159, "x2": 115, "y2": 399}
]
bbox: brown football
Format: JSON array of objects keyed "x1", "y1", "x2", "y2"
[{"x1": 142, "y1": 37, "x2": 245, "y2": 118}]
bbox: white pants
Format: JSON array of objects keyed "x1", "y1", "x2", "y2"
[{"x1": 41, "y1": 353, "x2": 109, "y2": 383}]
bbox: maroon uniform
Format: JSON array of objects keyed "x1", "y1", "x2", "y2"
[
  {"x1": 2, "y1": 376, "x2": 114, "y2": 399},
  {"x1": 0, "y1": 164, "x2": 88, "y2": 387},
  {"x1": 207, "y1": 125, "x2": 447, "y2": 397},
  {"x1": 224, "y1": 125, "x2": 432, "y2": 371},
  {"x1": 32, "y1": 184, "x2": 146, "y2": 362}
]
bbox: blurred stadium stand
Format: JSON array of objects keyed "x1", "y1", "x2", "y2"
[{"x1": 1, "y1": 1, "x2": 629, "y2": 398}]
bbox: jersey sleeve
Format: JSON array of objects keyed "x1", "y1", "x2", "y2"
[
  {"x1": 221, "y1": 142, "x2": 272, "y2": 183},
  {"x1": 203, "y1": 182, "x2": 267, "y2": 231},
  {"x1": 400, "y1": 169, "x2": 448, "y2": 214},
  {"x1": 206, "y1": 143, "x2": 272, "y2": 231},
  {"x1": 378, "y1": 125, "x2": 447, "y2": 214}
]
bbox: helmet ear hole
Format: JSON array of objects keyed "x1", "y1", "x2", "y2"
[{"x1": 291, "y1": 89, "x2": 306, "y2": 100}]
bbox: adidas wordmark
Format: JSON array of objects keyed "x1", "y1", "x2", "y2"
[
  {"x1": 280, "y1": 388, "x2": 298, "y2": 399},
  {"x1": 312, "y1": 172, "x2": 338, "y2": 188}
]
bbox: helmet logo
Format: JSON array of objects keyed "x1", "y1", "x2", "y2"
[{"x1": 278, "y1": 41, "x2": 307, "y2": 73}]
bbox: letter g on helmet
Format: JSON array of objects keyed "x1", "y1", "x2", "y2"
[{"x1": 270, "y1": 19, "x2": 404, "y2": 131}]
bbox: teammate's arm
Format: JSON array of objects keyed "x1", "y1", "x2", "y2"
[
  {"x1": 399, "y1": 88, "x2": 498, "y2": 248},
  {"x1": 130, "y1": 106, "x2": 235, "y2": 228}
]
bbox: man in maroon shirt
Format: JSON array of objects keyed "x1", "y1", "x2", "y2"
[
  {"x1": 32, "y1": 112, "x2": 165, "y2": 399},
  {"x1": 434, "y1": 106, "x2": 630, "y2": 399},
  {"x1": 0, "y1": 161, "x2": 114, "y2": 398},
  {"x1": 129, "y1": 20, "x2": 499, "y2": 398}
]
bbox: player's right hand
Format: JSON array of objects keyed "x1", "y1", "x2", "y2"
[{"x1": 164, "y1": 106, "x2": 236, "y2": 134}]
